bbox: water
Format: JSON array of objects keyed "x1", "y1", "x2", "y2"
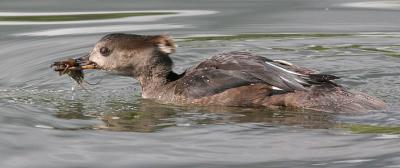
[{"x1": 1, "y1": 0, "x2": 400, "y2": 167}]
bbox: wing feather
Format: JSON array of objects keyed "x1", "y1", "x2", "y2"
[{"x1": 178, "y1": 51, "x2": 338, "y2": 98}]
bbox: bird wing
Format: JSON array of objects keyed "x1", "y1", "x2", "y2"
[{"x1": 176, "y1": 51, "x2": 338, "y2": 99}]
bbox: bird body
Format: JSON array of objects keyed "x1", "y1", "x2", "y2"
[{"x1": 53, "y1": 33, "x2": 387, "y2": 113}]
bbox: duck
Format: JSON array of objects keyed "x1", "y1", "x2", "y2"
[{"x1": 56, "y1": 33, "x2": 387, "y2": 113}]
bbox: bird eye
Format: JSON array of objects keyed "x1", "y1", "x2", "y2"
[{"x1": 100, "y1": 47, "x2": 111, "y2": 56}]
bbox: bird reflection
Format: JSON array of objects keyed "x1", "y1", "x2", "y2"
[{"x1": 54, "y1": 99, "x2": 336, "y2": 132}]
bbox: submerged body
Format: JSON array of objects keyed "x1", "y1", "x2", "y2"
[{"x1": 53, "y1": 33, "x2": 386, "y2": 113}]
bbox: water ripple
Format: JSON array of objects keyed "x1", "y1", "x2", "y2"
[
  {"x1": 0, "y1": 10, "x2": 218, "y2": 25},
  {"x1": 15, "y1": 24, "x2": 187, "y2": 36}
]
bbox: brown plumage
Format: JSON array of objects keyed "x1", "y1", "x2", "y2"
[{"x1": 52, "y1": 33, "x2": 387, "y2": 113}]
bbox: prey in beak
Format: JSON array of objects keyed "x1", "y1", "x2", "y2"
[{"x1": 51, "y1": 54, "x2": 97, "y2": 84}]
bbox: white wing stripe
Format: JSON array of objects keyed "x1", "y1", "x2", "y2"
[
  {"x1": 272, "y1": 86, "x2": 283, "y2": 90},
  {"x1": 264, "y1": 61, "x2": 302, "y2": 76}
]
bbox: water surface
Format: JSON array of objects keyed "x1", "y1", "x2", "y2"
[{"x1": 1, "y1": 0, "x2": 400, "y2": 167}]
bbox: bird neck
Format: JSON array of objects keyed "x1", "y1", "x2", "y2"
[
  {"x1": 139, "y1": 71, "x2": 181, "y2": 99},
  {"x1": 136, "y1": 53, "x2": 181, "y2": 98}
]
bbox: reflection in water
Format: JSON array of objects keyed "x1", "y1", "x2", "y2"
[
  {"x1": 54, "y1": 98, "x2": 335, "y2": 132},
  {"x1": 0, "y1": 0, "x2": 400, "y2": 166},
  {"x1": 0, "y1": 10, "x2": 218, "y2": 25},
  {"x1": 100, "y1": 100, "x2": 177, "y2": 132},
  {"x1": 17, "y1": 24, "x2": 186, "y2": 36},
  {"x1": 1, "y1": 0, "x2": 400, "y2": 166},
  {"x1": 53, "y1": 100, "x2": 91, "y2": 120}
]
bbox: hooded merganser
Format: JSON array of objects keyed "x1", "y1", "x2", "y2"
[{"x1": 53, "y1": 33, "x2": 387, "y2": 113}]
